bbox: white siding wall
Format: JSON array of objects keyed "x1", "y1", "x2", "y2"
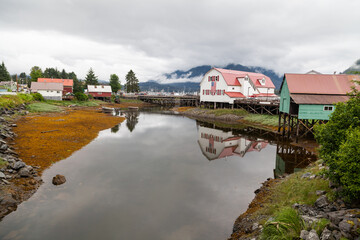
[
  {"x1": 257, "y1": 87, "x2": 275, "y2": 94},
  {"x1": 200, "y1": 69, "x2": 232, "y2": 103},
  {"x1": 38, "y1": 90, "x2": 63, "y2": 100}
]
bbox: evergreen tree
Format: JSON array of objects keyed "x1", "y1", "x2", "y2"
[
  {"x1": 68, "y1": 72, "x2": 83, "y2": 93},
  {"x1": 19, "y1": 72, "x2": 28, "y2": 85},
  {"x1": 109, "y1": 74, "x2": 121, "y2": 93},
  {"x1": 30, "y1": 66, "x2": 43, "y2": 83},
  {"x1": 43, "y1": 67, "x2": 61, "y2": 78},
  {"x1": 125, "y1": 70, "x2": 139, "y2": 93},
  {"x1": 0, "y1": 61, "x2": 11, "y2": 82},
  {"x1": 85, "y1": 68, "x2": 98, "y2": 88},
  {"x1": 61, "y1": 69, "x2": 68, "y2": 79}
]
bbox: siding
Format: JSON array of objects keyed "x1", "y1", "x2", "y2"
[
  {"x1": 280, "y1": 79, "x2": 290, "y2": 113},
  {"x1": 298, "y1": 104, "x2": 335, "y2": 120}
]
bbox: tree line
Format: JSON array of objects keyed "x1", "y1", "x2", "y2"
[{"x1": 0, "y1": 61, "x2": 140, "y2": 93}]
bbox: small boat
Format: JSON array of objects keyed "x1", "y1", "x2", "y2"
[
  {"x1": 102, "y1": 106, "x2": 115, "y2": 113},
  {"x1": 128, "y1": 106, "x2": 139, "y2": 110}
]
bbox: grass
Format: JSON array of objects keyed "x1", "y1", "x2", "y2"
[
  {"x1": 0, "y1": 157, "x2": 8, "y2": 168},
  {"x1": 0, "y1": 94, "x2": 34, "y2": 109},
  {"x1": 243, "y1": 114, "x2": 278, "y2": 127},
  {"x1": 26, "y1": 102, "x2": 62, "y2": 112},
  {"x1": 206, "y1": 108, "x2": 248, "y2": 116},
  {"x1": 257, "y1": 162, "x2": 332, "y2": 218},
  {"x1": 46, "y1": 99, "x2": 104, "y2": 107},
  {"x1": 261, "y1": 207, "x2": 304, "y2": 240}
]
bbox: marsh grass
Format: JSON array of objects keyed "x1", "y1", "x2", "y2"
[
  {"x1": 27, "y1": 102, "x2": 62, "y2": 112},
  {"x1": 261, "y1": 207, "x2": 304, "y2": 240},
  {"x1": 243, "y1": 114, "x2": 278, "y2": 126},
  {"x1": 0, "y1": 94, "x2": 33, "y2": 109}
]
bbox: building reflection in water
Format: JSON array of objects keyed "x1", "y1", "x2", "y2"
[
  {"x1": 196, "y1": 120, "x2": 317, "y2": 178},
  {"x1": 274, "y1": 142, "x2": 316, "y2": 178},
  {"x1": 197, "y1": 124, "x2": 268, "y2": 161}
]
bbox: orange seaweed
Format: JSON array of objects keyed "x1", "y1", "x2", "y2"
[{"x1": 12, "y1": 108, "x2": 125, "y2": 174}]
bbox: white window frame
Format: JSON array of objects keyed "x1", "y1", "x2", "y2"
[{"x1": 323, "y1": 105, "x2": 334, "y2": 111}]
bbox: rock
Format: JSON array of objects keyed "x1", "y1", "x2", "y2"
[
  {"x1": 328, "y1": 210, "x2": 346, "y2": 225},
  {"x1": 10, "y1": 124, "x2": 17, "y2": 127},
  {"x1": 338, "y1": 219, "x2": 353, "y2": 233},
  {"x1": 315, "y1": 196, "x2": 330, "y2": 209},
  {"x1": 29, "y1": 179, "x2": 37, "y2": 185},
  {"x1": 12, "y1": 161, "x2": 25, "y2": 170},
  {"x1": 300, "y1": 230, "x2": 309, "y2": 239},
  {"x1": 302, "y1": 172, "x2": 312, "y2": 179},
  {"x1": 0, "y1": 195, "x2": 17, "y2": 207},
  {"x1": 254, "y1": 188, "x2": 261, "y2": 194},
  {"x1": 307, "y1": 229, "x2": 320, "y2": 240},
  {"x1": 329, "y1": 181, "x2": 337, "y2": 189},
  {"x1": 331, "y1": 230, "x2": 341, "y2": 240},
  {"x1": 18, "y1": 168, "x2": 30, "y2": 178},
  {"x1": 0, "y1": 172, "x2": 5, "y2": 178},
  {"x1": 302, "y1": 215, "x2": 321, "y2": 225},
  {"x1": 52, "y1": 174, "x2": 66, "y2": 185},
  {"x1": 251, "y1": 222, "x2": 259, "y2": 231},
  {"x1": 309, "y1": 174, "x2": 317, "y2": 180},
  {"x1": 2, "y1": 179, "x2": 10, "y2": 184},
  {"x1": 320, "y1": 227, "x2": 332, "y2": 240},
  {"x1": 316, "y1": 190, "x2": 326, "y2": 196}
]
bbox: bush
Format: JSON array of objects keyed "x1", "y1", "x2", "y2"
[
  {"x1": 74, "y1": 92, "x2": 88, "y2": 101},
  {"x1": 87, "y1": 94, "x2": 93, "y2": 100},
  {"x1": 31, "y1": 93, "x2": 44, "y2": 101},
  {"x1": 315, "y1": 84, "x2": 360, "y2": 201}
]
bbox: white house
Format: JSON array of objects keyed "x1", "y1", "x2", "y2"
[
  {"x1": 200, "y1": 68, "x2": 277, "y2": 105},
  {"x1": 31, "y1": 82, "x2": 63, "y2": 100},
  {"x1": 87, "y1": 85, "x2": 112, "y2": 99},
  {"x1": 197, "y1": 125, "x2": 268, "y2": 161}
]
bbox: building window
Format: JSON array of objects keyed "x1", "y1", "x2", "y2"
[
  {"x1": 324, "y1": 106, "x2": 334, "y2": 111},
  {"x1": 57, "y1": 91, "x2": 60, "y2": 93},
  {"x1": 203, "y1": 90, "x2": 204, "y2": 95},
  {"x1": 232, "y1": 87, "x2": 235, "y2": 90}
]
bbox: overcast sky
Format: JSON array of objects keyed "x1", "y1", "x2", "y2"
[{"x1": 1, "y1": 0, "x2": 359, "y2": 81}]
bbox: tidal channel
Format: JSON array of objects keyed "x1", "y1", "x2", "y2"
[{"x1": 0, "y1": 111, "x2": 316, "y2": 240}]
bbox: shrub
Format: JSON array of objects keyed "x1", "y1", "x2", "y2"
[
  {"x1": 31, "y1": 93, "x2": 44, "y2": 101},
  {"x1": 87, "y1": 94, "x2": 94, "y2": 100},
  {"x1": 315, "y1": 83, "x2": 360, "y2": 201},
  {"x1": 261, "y1": 207, "x2": 304, "y2": 240},
  {"x1": 74, "y1": 92, "x2": 88, "y2": 101}
]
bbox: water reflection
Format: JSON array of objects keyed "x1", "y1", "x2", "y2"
[
  {"x1": 274, "y1": 142, "x2": 317, "y2": 178},
  {"x1": 125, "y1": 111, "x2": 139, "y2": 132},
  {"x1": 111, "y1": 123, "x2": 121, "y2": 133},
  {"x1": 197, "y1": 125, "x2": 268, "y2": 161},
  {"x1": 195, "y1": 120, "x2": 318, "y2": 178}
]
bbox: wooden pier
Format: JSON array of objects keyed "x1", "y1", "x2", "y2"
[{"x1": 137, "y1": 95, "x2": 199, "y2": 107}]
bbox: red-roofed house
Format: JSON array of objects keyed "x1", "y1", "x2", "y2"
[
  {"x1": 200, "y1": 68, "x2": 277, "y2": 106},
  {"x1": 38, "y1": 78, "x2": 73, "y2": 95}
]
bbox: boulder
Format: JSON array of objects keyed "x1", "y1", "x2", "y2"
[
  {"x1": 320, "y1": 227, "x2": 332, "y2": 240},
  {"x1": 12, "y1": 161, "x2": 25, "y2": 170},
  {"x1": 0, "y1": 172, "x2": 5, "y2": 178},
  {"x1": 300, "y1": 230, "x2": 309, "y2": 239},
  {"x1": 18, "y1": 168, "x2": 31, "y2": 178},
  {"x1": 307, "y1": 230, "x2": 320, "y2": 240},
  {"x1": 52, "y1": 174, "x2": 66, "y2": 185},
  {"x1": 315, "y1": 196, "x2": 329, "y2": 209}
]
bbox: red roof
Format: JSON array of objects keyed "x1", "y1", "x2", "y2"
[
  {"x1": 284, "y1": 74, "x2": 360, "y2": 95},
  {"x1": 225, "y1": 92, "x2": 246, "y2": 98},
  {"x1": 214, "y1": 68, "x2": 275, "y2": 88},
  {"x1": 38, "y1": 78, "x2": 74, "y2": 87}
]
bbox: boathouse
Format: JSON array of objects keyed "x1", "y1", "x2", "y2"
[
  {"x1": 278, "y1": 73, "x2": 360, "y2": 138},
  {"x1": 38, "y1": 78, "x2": 73, "y2": 95},
  {"x1": 87, "y1": 85, "x2": 112, "y2": 100},
  {"x1": 200, "y1": 68, "x2": 276, "y2": 108},
  {"x1": 30, "y1": 82, "x2": 63, "y2": 100}
]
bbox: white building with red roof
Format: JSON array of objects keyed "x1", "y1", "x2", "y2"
[
  {"x1": 200, "y1": 68, "x2": 276, "y2": 105},
  {"x1": 38, "y1": 78, "x2": 73, "y2": 95}
]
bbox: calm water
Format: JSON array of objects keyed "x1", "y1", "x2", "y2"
[{"x1": 0, "y1": 111, "x2": 314, "y2": 240}]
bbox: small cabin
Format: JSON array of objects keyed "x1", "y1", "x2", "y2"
[
  {"x1": 38, "y1": 78, "x2": 73, "y2": 95},
  {"x1": 31, "y1": 82, "x2": 63, "y2": 100},
  {"x1": 279, "y1": 73, "x2": 360, "y2": 138},
  {"x1": 87, "y1": 85, "x2": 112, "y2": 100}
]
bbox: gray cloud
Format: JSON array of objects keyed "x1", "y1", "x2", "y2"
[{"x1": 0, "y1": 0, "x2": 359, "y2": 80}]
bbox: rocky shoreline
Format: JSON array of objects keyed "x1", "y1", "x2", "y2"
[
  {"x1": 0, "y1": 105, "x2": 42, "y2": 220},
  {"x1": 229, "y1": 165, "x2": 360, "y2": 240}
]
